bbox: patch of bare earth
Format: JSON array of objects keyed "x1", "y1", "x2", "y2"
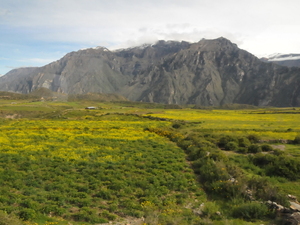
[
  {"x1": 5, "y1": 114, "x2": 19, "y2": 119},
  {"x1": 98, "y1": 217, "x2": 144, "y2": 225},
  {"x1": 271, "y1": 145, "x2": 286, "y2": 151}
]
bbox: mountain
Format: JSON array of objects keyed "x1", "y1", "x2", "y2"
[
  {"x1": 1, "y1": 37, "x2": 300, "y2": 107},
  {"x1": 261, "y1": 53, "x2": 300, "y2": 67}
]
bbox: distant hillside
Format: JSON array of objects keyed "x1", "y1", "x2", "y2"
[
  {"x1": 0, "y1": 91, "x2": 33, "y2": 100},
  {"x1": 0, "y1": 88, "x2": 128, "y2": 102},
  {"x1": 1, "y1": 38, "x2": 300, "y2": 106},
  {"x1": 28, "y1": 87, "x2": 68, "y2": 101},
  {"x1": 67, "y1": 92, "x2": 128, "y2": 102}
]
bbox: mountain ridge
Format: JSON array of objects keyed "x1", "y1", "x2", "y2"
[{"x1": 1, "y1": 37, "x2": 300, "y2": 107}]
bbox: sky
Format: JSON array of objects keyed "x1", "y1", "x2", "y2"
[{"x1": 1, "y1": 0, "x2": 300, "y2": 75}]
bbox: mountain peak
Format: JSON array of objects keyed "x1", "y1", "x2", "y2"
[{"x1": 195, "y1": 37, "x2": 238, "y2": 51}]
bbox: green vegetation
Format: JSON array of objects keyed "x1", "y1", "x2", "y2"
[
  {"x1": 0, "y1": 210, "x2": 24, "y2": 225},
  {"x1": 0, "y1": 119, "x2": 204, "y2": 224},
  {"x1": 0, "y1": 98, "x2": 299, "y2": 224}
]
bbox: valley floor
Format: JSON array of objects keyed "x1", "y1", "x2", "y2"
[{"x1": 0, "y1": 100, "x2": 299, "y2": 224}]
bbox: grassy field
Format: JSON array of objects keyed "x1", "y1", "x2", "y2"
[
  {"x1": 0, "y1": 99, "x2": 299, "y2": 225},
  {"x1": 145, "y1": 108, "x2": 300, "y2": 140},
  {"x1": 0, "y1": 116, "x2": 205, "y2": 224}
]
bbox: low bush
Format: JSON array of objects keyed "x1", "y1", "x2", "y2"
[
  {"x1": 238, "y1": 137, "x2": 251, "y2": 148},
  {"x1": 247, "y1": 177, "x2": 289, "y2": 206},
  {"x1": 248, "y1": 144, "x2": 262, "y2": 153},
  {"x1": 18, "y1": 208, "x2": 36, "y2": 221},
  {"x1": 232, "y1": 202, "x2": 269, "y2": 220},
  {"x1": 188, "y1": 146, "x2": 208, "y2": 161},
  {"x1": 294, "y1": 134, "x2": 300, "y2": 144},
  {"x1": 247, "y1": 134, "x2": 260, "y2": 143},
  {"x1": 210, "y1": 150, "x2": 228, "y2": 162},
  {"x1": 237, "y1": 147, "x2": 248, "y2": 154},
  {"x1": 261, "y1": 144, "x2": 273, "y2": 152},
  {"x1": 201, "y1": 201, "x2": 222, "y2": 220},
  {"x1": 252, "y1": 153, "x2": 300, "y2": 181},
  {"x1": 172, "y1": 123, "x2": 182, "y2": 129},
  {"x1": 273, "y1": 149, "x2": 285, "y2": 156},
  {"x1": 0, "y1": 211, "x2": 23, "y2": 225},
  {"x1": 218, "y1": 136, "x2": 238, "y2": 148},
  {"x1": 225, "y1": 141, "x2": 239, "y2": 151}
]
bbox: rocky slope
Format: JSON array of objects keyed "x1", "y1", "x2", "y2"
[{"x1": 1, "y1": 37, "x2": 300, "y2": 106}]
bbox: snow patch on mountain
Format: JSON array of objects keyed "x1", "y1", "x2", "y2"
[
  {"x1": 264, "y1": 53, "x2": 300, "y2": 61},
  {"x1": 79, "y1": 46, "x2": 109, "y2": 51}
]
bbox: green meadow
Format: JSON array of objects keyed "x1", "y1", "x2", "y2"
[{"x1": 0, "y1": 98, "x2": 299, "y2": 225}]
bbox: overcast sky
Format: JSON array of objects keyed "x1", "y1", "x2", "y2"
[{"x1": 1, "y1": 0, "x2": 300, "y2": 75}]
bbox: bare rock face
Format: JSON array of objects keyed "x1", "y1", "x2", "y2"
[
  {"x1": 266, "y1": 197, "x2": 300, "y2": 225},
  {"x1": 1, "y1": 37, "x2": 300, "y2": 106},
  {"x1": 279, "y1": 212, "x2": 300, "y2": 225}
]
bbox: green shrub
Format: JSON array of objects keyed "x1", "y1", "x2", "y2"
[
  {"x1": 71, "y1": 207, "x2": 110, "y2": 223},
  {"x1": 18, "y1": 208, "x2": 36, "y2": 221},
  {"x1": 225, "y1": 142, "x2": 239, "y2": 151},
  {"x1": 0, "y1": 211, "x2": 24, "y2": 225},
  {"x1": 187, "y1": 146, "x2": 205, "y2": 161},
  {"x1": 248, "y1": 144, "x2": 262, "y2": 153},
  {"x1": 252, "y1": 153, "x2": 276, "y2": 166},
  {"x1": 232, "y1": 202, "x2": 269, "y2": 220},
  {"x1": 178, "y1": 140, "x2": 194, "y2": 151},
  {"x1": 201, "y1": 202, "x2": 222, "y2": 220},
  {"x1": 261, "y1": 144, "x2": 273, "y2": 152},
  {"x1": 294, "y1": 134, "x2": 300, "y2": 144},
  {"x1": 95, "y1": 188, "x2": 112, "y2": 200},
  {"x1": 252, "y1": 152, "x2": 300, "y2": 181},
  {"x1": 172, "y1": 123, "x2": 182, "y2": 129},
  {"x1": 101, "y1": 210, "x2": 117, "y2": 220},
  {"x1": 209, "y1": 180, "x2": 244, "y2": 199},
  {"x1": 247, "y1": 177, "x2": 289, "y2": 206},
  {"x1": 41, "y1": 204, "x2": 65, "y2": 216},
  {"x1": 108, "y1": 204, "x2": 118, "y2": 212},
  {"x1": 247, "y1": 134, "x2": 260, "y2": 143},
  {"x1": 267, "y1": 156, "x2": 300, "y2": 181},
  {"x1": 20, "y1": 199, "x2": 39, "y2": 210},
  {"x1": 226, "y1": 163, "x2": 244, "y2": 180},
  {"x1": 89, "y1": 216, "x2": 109, "y2": 223},
  {"x1": 238, "y1": 137, "x2": 251, "y2": 148},
  {"x1": 0, "y1": 206, "x2": 15, "y2": 214},
  {"x1": 218, "y1": 136, "x2": 238, "y2": 148},
  {"x1": 193, "y1": 159, "x2": 230, "y2": 186},
  {"x1": 210, "y1": 151, "x2": 228, "y2": 162},
  {"x1": 72, "y1": 211, "x2": 89, "y2": 222},
  {"x1": 237, "y1": 147, "x2": 248, "y2": 154},
  {"x1": 273, "y1": 149, "x2": 285, "y2": 156}
]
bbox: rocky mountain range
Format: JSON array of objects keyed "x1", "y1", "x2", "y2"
[{"x1": 1, "y1": 37, "x2": 300, "y2": 107}]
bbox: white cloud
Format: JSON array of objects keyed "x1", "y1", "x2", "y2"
[
  {"x1": 240, "y1": 24, "x2": 300, "y2": 56},
  {"x1": 17, "y1": 58, "x2": 57, "y2": 64},
  {"x1": 1, "y1": 0, "x2": 300, "y2": 74},
  {"x1": 0, "y1": 8, "x2": 9, "y2": 16}
]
